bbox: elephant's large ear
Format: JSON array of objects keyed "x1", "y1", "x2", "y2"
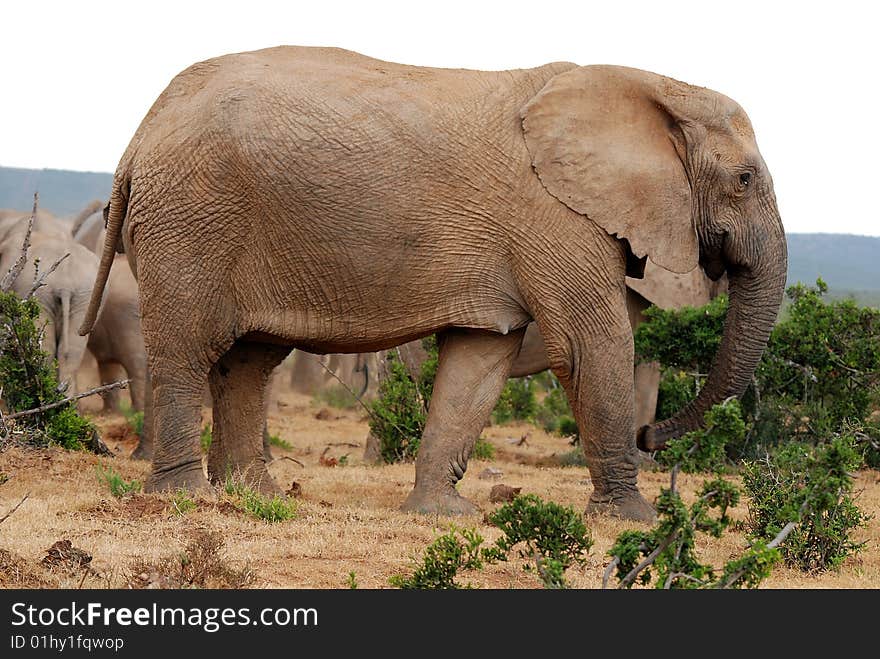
[{"x1": 522, "y1": 65, "x2": 699, "y2": 274}]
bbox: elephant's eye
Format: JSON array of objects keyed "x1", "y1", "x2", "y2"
[{"x1": 739, "y1": 172, "x2": 752, "y2": 187}]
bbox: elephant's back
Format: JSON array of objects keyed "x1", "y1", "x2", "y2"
[{"x1": 123, "y1": 46, "x2": 575, "y2": 168}]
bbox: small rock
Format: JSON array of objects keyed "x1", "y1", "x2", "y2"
[
  {"x1": 315, "y1": 408, "x2": 334, "y2": 421},
  {"x1": 489, "y1": 484, "x2": 522, "y2": 503},
  {"x1": 286, "y1": 481, "x2": 303, "y2": 498},
  {"x1": 478, "y1": 467, "x2": 504, "y2": 480}
]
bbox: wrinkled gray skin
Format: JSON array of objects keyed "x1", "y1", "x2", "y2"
[
  {"x1": 79, "y1": 48, "x2": 787, "y2": 522},
  {"x1": 1, "y1": 212, "x2": 102, "y2": 396}
]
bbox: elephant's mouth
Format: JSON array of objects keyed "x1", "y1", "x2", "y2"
[{"x1": 699, "y1": 237, "x2": 727, "y2": 281}]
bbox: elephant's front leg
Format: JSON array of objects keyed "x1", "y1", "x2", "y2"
[
  {"x1": 206, "y1": 341, "x2": 291, "y2": 496},
  {"x1": 535, "y1": 293, "x2": 656, "y2": 522},
  {"x1": 401, "y1": 327, "x2": 525, "y2": 515}
]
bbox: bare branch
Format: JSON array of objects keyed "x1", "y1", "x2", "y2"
[
  {"x1": 0, "y1": 193, "x2": 38, "y2": 291},
  {"x1": 27, "y1": 252, "x2": 69, "y2": 298},
  {"x1": 5, "y1": 380, "x2": 129, "y2": 420},
  {"x1": 0, "y1": 492, "x2": 29, "y2": 526},
  {"x1": 268, "y1": 455, "x2": 305, "y2": 468},
  {"x1": 602, "y1": 556, "x2": 620, "y2": 589}
]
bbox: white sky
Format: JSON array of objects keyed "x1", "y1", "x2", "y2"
[{"x1": 2, "y1": 0, "x2": 877, "y2": 236}]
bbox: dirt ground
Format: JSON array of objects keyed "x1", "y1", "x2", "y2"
[{"x1": 1, "y1": 386, "x2": 878, "y2": 589}]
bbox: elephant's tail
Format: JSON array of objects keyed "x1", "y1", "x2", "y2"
[{"x1": 78, "y1": 174, "x2": 128, "y2": 335}]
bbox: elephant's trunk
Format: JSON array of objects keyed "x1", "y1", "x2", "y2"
[{"x1": 638, "y1": 210, "x2": 787, "y2": 450}]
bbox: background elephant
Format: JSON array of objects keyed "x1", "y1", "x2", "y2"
[
  {"x1": 73, "y1": 206, "x2": 148, "y2": 412},
  {"x1": 283, "y1": 350, "x2": 380, "y2": 399},
  {"x1": 79, "y1": 47, "x2": 786, "y2": 522},
  {"x1": 362, "y1": 263, "x2": 728, "y2": 463},
  {"x1": 72, "y1": 204, "x2": 153, "y2": 457},
  {"x1": 1, "y1": 216, "x2": 102, "y2": 397}
]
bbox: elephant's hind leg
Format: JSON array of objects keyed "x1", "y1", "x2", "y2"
[
  {"x1": 206, "y1": 340, "x2": 291, "y2": 496},
  {"x1": 401, "y1": 327, "x2": 525, "y2": 516},
  {"x1": 145, "y1": 366, "x2": 211, "y2": 494}
]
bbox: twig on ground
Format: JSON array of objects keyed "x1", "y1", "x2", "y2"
[
  {"x1": 0, "y1": 492, "x2": 29, "y2": 526},
  {"x1": 269, "y1": 456, "x2": 305, "y2": 468}
]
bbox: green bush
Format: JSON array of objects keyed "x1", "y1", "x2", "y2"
[
  {"x1": 368, "y1": 351, "x2": 426, "y2": 463},
  {"x1": 471, "y1": 438, "x2": 495, "y2": 461},
  {"x1": 634, "y1": 281, "x2": 880, "y2": 462},
  {"x1": 534, "y1": 385, "x2": 578, "y2": 438},
  {"x1": 390, "y1": 526, "x2": 500, "y2": 589},
  {"x1": 95, "y1": 463, "x2": 142, "y2": 498},
  {"x1": 743, "y1": 433, "x2": 870, "y2": 571},
  {"x1": 492, "y1": 377, "x2": 538, "y2": 425},
  {"x1": 0, "y1": 290, "x2": 96, "y2": 451},
  {"x1": 656, "y1": 370, "x2": 700, "y2": 421},
  {"x1": 656, "y1": 399, "x2": 746, "y2": 473},
  {"x1": 489, "y1": 494, "x2": 593, "y2": 588},
  {"x1": 634, "y1": 294, "x2": 728, "y2": 373}
]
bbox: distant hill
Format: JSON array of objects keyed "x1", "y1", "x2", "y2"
[
  {"x1": 785, "y1": 233, "x2": 880, "y2": 292},
  {"x1": 1, "y1": 165, "x2": 877, "y2": 302},
  {"x1": 0, "y1": 166, "x2": 112, "y2": 217}
]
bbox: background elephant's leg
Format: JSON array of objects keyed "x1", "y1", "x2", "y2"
[
  {"x1": 145, "y1": 365, "x2": 210, "y2": 493},
  {"x1": 634, "y1": 361, "x2": 661, "y2": 429},
  {"x1": 97, "y1": 360, "x2": 125, "y2": 412},
  {"x1": 206, "y1": 341, "x2": 291, "y2": 495},
  {"x1": 131, "y1": 369, "x2": 154, "y2": 461},
  {"x1": 401, "y1": 327, "x2": 525, "y2": 515}
]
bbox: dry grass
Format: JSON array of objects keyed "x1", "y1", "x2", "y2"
[{"x1": 1, "y1": 389, "x2": 878, "y2": 589}]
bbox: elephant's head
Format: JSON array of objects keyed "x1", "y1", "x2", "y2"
[{"x1": 521, "y1": 65, "x2": 787, "y2": 449}]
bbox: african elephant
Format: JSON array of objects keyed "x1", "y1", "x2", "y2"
[
  {"x1": 0, "y1": 219, "x2": 102, "y2": 397},
  {"x1": 79, "y1": 47, "x2": 787, "y2": 522},
  {"x1": 362, "y1": 263, "x2": 728, "y2": 463}
]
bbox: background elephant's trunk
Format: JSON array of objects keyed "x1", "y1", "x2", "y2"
[{"x1": 638, "y1": 210, "x2": 787, "y2": 450}]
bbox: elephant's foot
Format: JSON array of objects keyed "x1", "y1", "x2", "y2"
[
  {"x1": 145, "y1": 463, "x2": 212, "y2": 495},
  {"x1": 401, "y1": 487, "x2": 480, "y2": 516},
  {"x1": 586, "y1": 490, "x2": 656, "y2": 523}
]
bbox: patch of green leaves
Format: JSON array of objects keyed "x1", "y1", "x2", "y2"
[
  {"x1": 223, "y1": 477, "x2": 296, "y2": 523},
  {"x1": 656, "y1": 399, "x2": 745, "y2": 473},
  {"x1": 95, "y1": 463, "x2": 142, "y2": 498},
  {"x1": 492, "y1": 377, "x2": 538, "y2": 425},
  {"x1": 471, "y1": 438, "x2": 495, "y2": 461}
]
